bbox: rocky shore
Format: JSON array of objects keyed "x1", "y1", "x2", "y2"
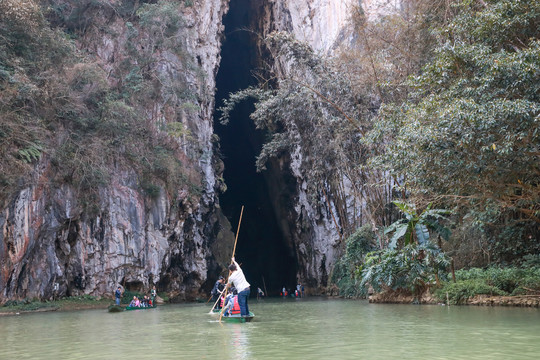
[{"x1": 368, "y1": 290, "x2": 540, "y2": 308}]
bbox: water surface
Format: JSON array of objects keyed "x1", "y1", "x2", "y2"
[{"x1": 1, "y1": 298, "x2": 539, "y2": 359}]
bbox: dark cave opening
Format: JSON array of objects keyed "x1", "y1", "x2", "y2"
[{"x1": 213, "y1": 0, "x2": 297, "y2": 296}]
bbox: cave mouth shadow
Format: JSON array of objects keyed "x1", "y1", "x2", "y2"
[{"x1": 213, "y1": 0, "x2": 297, "y2": 296}]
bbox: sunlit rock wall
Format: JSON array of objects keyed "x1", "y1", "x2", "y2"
[
  {"x1": 0, "y1": 0, "x2": 234, "y2": 302},
  {"x1": 259, "y1": 0, "x2": 397, "y2": 292}
]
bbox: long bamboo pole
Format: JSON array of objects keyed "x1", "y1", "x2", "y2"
[
  {"x1": 231, "y1": 206, "x2": 244, "y2": 259},
  {"x1": 262, "y1": 276, "x2": 268, "y2": 298},
  {"x1": 208, "y1": 288, "x2": 226, "y2": 313},
  {"x1": 219, "y1": 206, "x2": 244, "y2": 323}
]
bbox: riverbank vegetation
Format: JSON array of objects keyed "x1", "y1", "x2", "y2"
[
  {"x1": 222, "y1": 0, "x2": 540, "y2": 304},
  {"x1": 436, "y1": 261, "x2": 540, "y2": 304}
]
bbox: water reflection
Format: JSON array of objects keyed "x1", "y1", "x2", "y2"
[{"x1": 228, "y1": 323, "x2": 252, "y2": 360}]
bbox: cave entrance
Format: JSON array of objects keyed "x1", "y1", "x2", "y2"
[{"x1": 213, "y1": 0, "x2": 297, "y2": 296}]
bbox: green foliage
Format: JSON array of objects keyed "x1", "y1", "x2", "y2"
[
  {"x1": 435, "y1": 265, "x2": 540, "y2": 303},
  {"x1": 1, "y1": 299, "x2": 58, "y2": 311},
  {"x1": 220, "y1": 32, "x2": 384, "y2": 236},
  {"x1": 0, "y1": 1, "x2": 203, "y2": 211},
  {"x1": 436, "y1": 279, "x2": 506, "y2": 305},
  {"x1": 521, "y1": 254, "x2": 540, "y2": 267},
  {"x1": 17, "y1": 143, "x2": 43, "y2": 163},
  {"x1": 385, "y1": 201, "x2": 452, "y2": 248},
  {"x1": 369, "y1": 0, "x2": 540, "y2": 236},
  {"x1": 360, "y1": 242, "x2": 450, "y2": 295},
  {"x1": 330, "y1": 225, "x2": 377, "y2": 297}
]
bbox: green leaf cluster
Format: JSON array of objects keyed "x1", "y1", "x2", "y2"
[
  {"x1": 360, "y1": 242, "x2": 450, "y2": 295},
  {"x1": 370, "y1": 0, "x2": 540, "y2": 230},
  {"x1": 330, "y1": 225, "x2": 377, "y2": 297},
  {"x1": 385, "y1": 201, "x2": 451, "y2": 248},
  {"x1": 435, "y1": 265, "x2": 540, "y2": 304}
]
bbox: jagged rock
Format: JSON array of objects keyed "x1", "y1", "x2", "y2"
[
  {"x1": 1, "y1": 0, "x2": 396, "y2": 301},
  {"x1": 0, "y1": 0, "x2": 233, "y2": 302}
]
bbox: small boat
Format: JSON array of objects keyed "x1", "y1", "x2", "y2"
[
  {"x1": 220, "y1": 311, "x2": 255, "y2": 323},
  {"x1": 125, "y1": 305, "x2": 157, "y2": 311},
  {"x1": 107, "y1": 305, "x2": 124, "y2": 312}
]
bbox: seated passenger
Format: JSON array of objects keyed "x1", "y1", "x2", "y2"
[
  {"x1": 129, "y1": 296, "x2": 137, "y2": 307},
  {"x1": 221, "y1": 293, "x2": 234, "y2": 316},
  {"x1": 222, "y1": 294, "x2": 241, "y2": 316}
]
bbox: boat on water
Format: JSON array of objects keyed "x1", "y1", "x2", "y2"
[
  {"x1": 210, "y1": 308, "x2": 255, "y2": 322},
  {"x1": 107, "y1": 305, "x2": 124, "y2": 312},
  {"x1": 220, "y1": 311, "x2": 255, "y2": 323},
  {"x1": 125, "y1": 305, "x2": 156, "y2": 311}
]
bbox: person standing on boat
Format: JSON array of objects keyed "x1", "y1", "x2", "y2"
[
  {"x1": 227, "y1": 257, "x2": 250, "y2": 316},
  {"x1": 211, "y1": 276, "x2": 226, "y2": 309},
  {"x1": 114, "y1": 286, "x2": 122, "y2": 305}
]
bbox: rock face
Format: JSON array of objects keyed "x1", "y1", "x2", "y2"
[
  {"x1": 254, "y1": 0, "x2": 359, "y2": 292},
  {"x1": 0, "y1": 0, "x2": 234, "y2": 302},
  {"x1": 254, "y1": 0, "x2": 399, "y2": 292},
  {"x1": 0, "y1": 0, "x2": 395, "y2": 302}
]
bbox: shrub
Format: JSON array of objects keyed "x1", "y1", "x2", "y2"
[
  {"x1": 437, "y1": 266, "x2": 540, "y2": 302},
  {"x1": 330, "y1": 225, "x2": 377, "y2": 297},
  {"x1": 436, "y1": 280, "x2": 506, "y2": 305},
  {"x1": 360, "y1": 242, "x2": 450, "y2": 295}
]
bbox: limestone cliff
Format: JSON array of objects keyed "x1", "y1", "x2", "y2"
[
  {"x1": 254, "y1": 0, "x2": 393, "y2": 292},
  {"x1": 0, "y1": 0, "x2": 396, "y2": 302},
  {"x1": 0, "y1": 0, "x2": 233, "y2": 302}
]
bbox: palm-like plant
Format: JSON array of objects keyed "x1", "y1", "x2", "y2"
[
  {"x1": 384, "y1": 201, "x2": 451, "y2": 249},
  {"x1": 360, "y1": 242, "x2": 450, "y2": 295}
]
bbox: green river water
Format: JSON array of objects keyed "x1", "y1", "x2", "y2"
[{"x1": 1, "y1": 298, "x2": 539, "y2": 359}]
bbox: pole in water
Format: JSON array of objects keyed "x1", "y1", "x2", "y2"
[
  {"x1": 262, "y1": 276, "x2": 268, "y2": 298},
  {"x1": 208, "y1": 288, "x2": 225, "y2": 314},
  {"x1": 218, "y1": 206, "x2": 244, "y2": 322}
]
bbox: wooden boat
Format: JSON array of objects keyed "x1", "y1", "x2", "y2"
[
  {"x1": 220, "y1": 311, "x2": 255, "y2": 323},
  {"x1": 107, "y1": 305, "x2": 124, "y2": 312},
  {"x1": 125, "y1": 305, "x2": 156, "y2": 311}
]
